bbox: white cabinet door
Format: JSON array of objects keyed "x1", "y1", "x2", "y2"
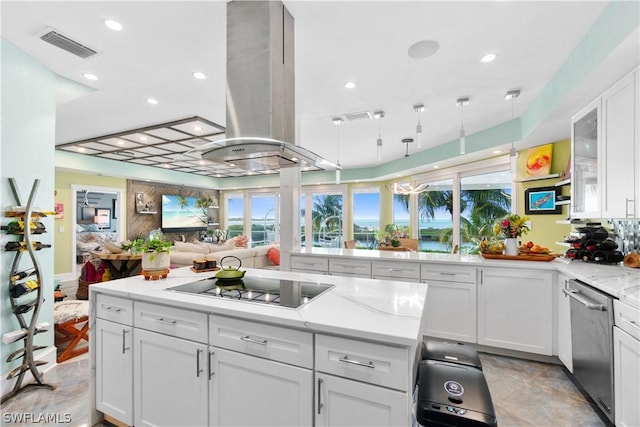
[
  {"x1": 315, "y1": 373, "x2": 408, "y2": 427},
  {"x1": 329, "y1": 258, "x2": 371, "y2": 278},
  {"x1": 422, "y1": 279, "x2": 477, "y2": 343},
  {"x1": 602, "y1": 70, "x2": 638, "y2": 218},
  {"x1": 478, "y1": 268, "x2": 554, "y2": 355},
  {"x1": 571, "y1": 98, "x2": 602, "y2": 218},
  {"x1": 614, "y1": 327, "x2": 640, "y2": 427},
  {"x1": 133, "y1": 329, "x2": 208, "y2": 427},
  {"x1": 557, "y1": 274, "x2": 573, "y2": 372},
  {"x1": 95, "y1": 319, "x2": 133, "y2": 425},
  {"x1": 209, "y1": 347, "x2": 312, "y2": 427}
]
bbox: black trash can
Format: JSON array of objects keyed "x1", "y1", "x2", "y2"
[
  {"x1": 422, "y1": 340, "x2": 483, "y2": 370},
  {"x1": 416, "y1": 360, "x2": 497, "y2": 427}
]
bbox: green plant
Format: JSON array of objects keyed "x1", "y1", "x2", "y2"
[{"x1": 131, "y1": 236, "x2": 172, "y2": 258}]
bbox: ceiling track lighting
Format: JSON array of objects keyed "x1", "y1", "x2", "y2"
[
  {"x1": 413, "y1": 104, "x2": 424, "y2": 149},
  {"x1": 373, "y1": 111, "x2": 385, "y2": 162},
  {"x1": 456, "y1": 98, "x2": 469, "y2": 155},
  {"x1": 333, "y1": 117, "x2": 344, "y2": 184},
  {"x1": 401, "y1": 137, "x2": 414, "y2": 157}
]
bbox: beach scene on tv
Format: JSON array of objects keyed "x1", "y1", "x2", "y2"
[{"x1": 161, "y1": 195, "x2": 209, "y2": 228}]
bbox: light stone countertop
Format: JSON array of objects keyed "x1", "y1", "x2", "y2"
[
  {"x1": 291, "y1": 248, "x2": 640, "y2": 308},
  {"x1": 89, "y1": 266, "x2": 427, "y2": 347}
]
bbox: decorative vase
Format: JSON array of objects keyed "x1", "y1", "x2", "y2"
[
  {"x1": 504, "y1": 238, "x2": 519, "y2": 256},
  {"x1": 141, "y1": 251, "x2": 170, "y2": 271}
]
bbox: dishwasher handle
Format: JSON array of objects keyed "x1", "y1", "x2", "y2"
[{"x1": 562, "y1": 288, "x2": 607, "y2": 311}]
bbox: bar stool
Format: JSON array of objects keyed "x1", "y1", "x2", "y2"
[{"x1": 54, "y1": 300, "x2": 89, "y2": 363}]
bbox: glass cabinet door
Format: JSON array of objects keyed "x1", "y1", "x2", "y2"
[{"x1": 571, "y1": 100, "x2": 601, "y2": 218}]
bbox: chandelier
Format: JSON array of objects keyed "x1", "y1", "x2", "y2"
[{"x1": 387, "y1": 182, "x2": 429, "y2": 195}]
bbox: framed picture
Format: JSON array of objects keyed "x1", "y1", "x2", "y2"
[
  {"x1": 524, "y1": 143, "x2": 553, "y2": 177},
  {"x1": 54, "y1": 203, "x2": 64, "y2": 219},
  {"x1": 524, "y1": 186, "x2": 562, "y2": 214}
]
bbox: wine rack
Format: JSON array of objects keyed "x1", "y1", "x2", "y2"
[{"x1": 1, "y1": 178, "x2": 56, "y2": 403}]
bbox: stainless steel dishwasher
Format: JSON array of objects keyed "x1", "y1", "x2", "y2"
[{"x1": 563, "y1": 279, "x2": 615, "y2": 424}]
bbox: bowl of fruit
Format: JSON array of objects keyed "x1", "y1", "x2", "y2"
[{"x1": 519, "y1": 241, "x2": 551, "y2": 255}]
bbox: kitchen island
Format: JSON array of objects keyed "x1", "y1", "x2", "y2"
[{"x1": 89, "y1": 267, "x2": 427, "y2": 426}]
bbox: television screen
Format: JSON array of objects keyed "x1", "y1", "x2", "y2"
[{"x1": 161, "y1": 195, "x2": 208, "y2": 231}]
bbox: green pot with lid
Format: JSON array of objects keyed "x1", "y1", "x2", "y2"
[{"x1": 215, "y1": 256, "x2": 246, "y2": 280}]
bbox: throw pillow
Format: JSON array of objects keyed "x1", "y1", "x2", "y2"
[
  {"x1": 267, "y1": 247, "x2": 280, "y2": 266},
  {"x1": 235, "y1": 235, "x2": 249, "y2": 248}
]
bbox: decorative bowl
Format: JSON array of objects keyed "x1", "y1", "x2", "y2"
[{"x1": 104, "y1": 242, "x2": 123, "y2": 254}]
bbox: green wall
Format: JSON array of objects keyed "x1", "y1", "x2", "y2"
[{"x1": 54, "y1": 171, "x2": 127, "y2": 275}]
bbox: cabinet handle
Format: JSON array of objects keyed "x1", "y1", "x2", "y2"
[
  {"x1": 621, "y1": 316, "x2": 639, "y2": 328},
  {"x1": 626, "y1": 198, "x2": 635, "y2": 217},
  {"x1": 155, "y1": 318, "x2": 177, "y2": 325},
  {"x1": 439, "y1": 272, "x2": 456, "y2": 276},
  {"x1": 122, "y1": 329, "x2": 130, "y2": 354},
  {"x1": 208, "y1": 350, "x2": 215, "y2": 380},
  {"x1": 480, "y1": 270, "x2": 483, "y2": 285},
  {"x1": 317, "y1": 378, "x2": 323, "y2": 414},
  {"x1": 240, "y1": 335, "x2": 267, "y2": 346},
  {"x1": 104, "y1": 305, "x2": 121, "y2": 312},
  {"x1": 562, "y1": 288, "x2": 606, "y2": 311},
  {"x1": 338, "y1": 355, "x2": 375, "y2": 369},
  {"x1": 196, "y1": 348, "x2": 203, "y2": 378}
]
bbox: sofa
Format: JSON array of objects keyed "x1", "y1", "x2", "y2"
[{"x1": 170, "y1": 238, "x2": 280, "y2": 269}]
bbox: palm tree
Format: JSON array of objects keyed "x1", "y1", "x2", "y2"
[{"x1": 312, "y1": 195, "x2": 342, "y2": 245}]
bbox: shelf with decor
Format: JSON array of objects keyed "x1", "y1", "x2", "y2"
[
  {"x1": 515, "y1": 173, "x2": 561, "y2": 183},
  {"x1": 1, "y1": 178, "x2": 56, "y2": 404}
]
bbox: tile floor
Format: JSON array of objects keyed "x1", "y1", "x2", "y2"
[{"x1": 1, "y1": 352, "x2": 607, "y2": 427}]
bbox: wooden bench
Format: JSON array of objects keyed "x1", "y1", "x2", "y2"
[{"x1": 54, "y1": 300, "x2": 89, "y2": 363}]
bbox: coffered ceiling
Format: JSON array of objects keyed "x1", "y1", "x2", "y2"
[{"x1": 2, "y1": 1, "x2": 637, "y2": 177}]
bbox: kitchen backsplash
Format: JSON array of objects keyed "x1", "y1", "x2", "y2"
[{"x1": 609, "y1": 219, "x2": 640, "y2": 255}]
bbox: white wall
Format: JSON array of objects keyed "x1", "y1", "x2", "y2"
[{"x1": 1, "y1": 38, "x2": 57, "y2": 379}]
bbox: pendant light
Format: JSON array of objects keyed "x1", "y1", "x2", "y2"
[
  {"x1": 456, "y1": 98, "x2": 469, "y2": 155},
  {"x1": 413, "y1": 104, "x2": 424, "y2": 149},
  {"x1": 373, "y1": 111, "x2": 384, "y2": 161},
  {"x1": 401, "y1": 137, "x2": 414, "y2": 157},
  {"x1": 332, "y1": 117, "x2": 344, "y2": 184},
  {"x1": 505, "y1": 90, "x2": 520, "y2": 182}
]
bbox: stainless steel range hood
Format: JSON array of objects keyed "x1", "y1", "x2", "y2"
[{"x1": 201, "y1": 1, "x2": 333, "y2": 172}]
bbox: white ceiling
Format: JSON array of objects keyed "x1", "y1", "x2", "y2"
[{"x1": 2, "y1": 1, "x2": 635, "y2": 173}]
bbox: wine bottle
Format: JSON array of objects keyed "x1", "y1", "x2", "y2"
[
  {"x1": 4, "y1": 241, "x2": 52, "y2": 251},
  {"x1": 10, "y1": 267, "x2": 37, "y2": 282},
  {"x1": 1, "y1": 220, "x2": 46, "y2": 234},
  {"x1": 10, "y1": 280, "x2": 39, "y2": 298},
  {"x1": 13, "y1": 299, "x2": 40, "y2": 314},
  {"x1": 592, "y1": 250, "x2": 624, "y2": 264}
]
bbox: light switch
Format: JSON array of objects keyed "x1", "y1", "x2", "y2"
[{"x1": 58, "y1": 226, "x2": 64, "y2": 232}]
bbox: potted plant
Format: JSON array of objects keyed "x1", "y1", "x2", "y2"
[{"x1": 132, "y1": 235, "x2": 172, "y2": 271}]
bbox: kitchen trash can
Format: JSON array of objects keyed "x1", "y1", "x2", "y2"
[
  {"x1": 415, "y1": 360, "x2": 497, "y2": 427},
  {"x1": 422, "y1": 340, "x2": 483, "y2": 370}
]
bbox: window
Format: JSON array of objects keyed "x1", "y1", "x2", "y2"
[
  {"x1": 249, "y1": 192, "x2": 279, "y2": 247},
  {"x1": 417, "y1": 178, "x2": 454, "y2": 253},
  {"x1": 225, "y1": 193, "x2": 244, "y2": 238},
  {"x1": 352, "y1": 186, "x2": 379, "y2": 249},
  {"x1": 300, "y1": 186, "x2": 345, "y2": 248}
]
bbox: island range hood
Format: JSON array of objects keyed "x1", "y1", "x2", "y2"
[{"x1": 201, "y1": 1, "x2": 334, "y2": 172}]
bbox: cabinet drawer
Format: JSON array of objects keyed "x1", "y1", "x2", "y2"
[
  {"x1": 291, "y1": 256, "x2": 328, "y2": 273},
  {"x1": 96, "y1": 294, "x2": 133, "y2": 325},
  {"x1": 315, "y1": 334, "x2": 410, "y2": 391},
  {"x1": 329, "y1": 258, "x2": 371, "y2": 276},
  {"x1": 210, "y1": 315, "x2": 313, "y2": 368},
  {"x1": 615, "y1": 299, "x2": 640, "y2": 341},
  {"x1": 371, "y1": 261, "x2": 420, "y2": 280},
  {"x1": 134, "y1": 301, "x2": 207, "y2": 343},
  {"x1": 421, "y1": 264, "x2": 476, "y2": 283}
]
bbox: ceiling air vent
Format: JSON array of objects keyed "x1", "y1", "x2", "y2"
[
  {"x1": 344, "y1": 111, "x2": 373, "y2": 121},
  {"x1": 40, "y1": 29, "x2": 97, "y2": 59}
]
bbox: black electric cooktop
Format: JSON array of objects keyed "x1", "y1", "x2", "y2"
[{"x1": 168, "y1": 276, "x2": 334, "y2": 309}]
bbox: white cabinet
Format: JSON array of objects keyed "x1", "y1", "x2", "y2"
[
  {"x1": 329, "y1": 258, "x2": 371, "y2": 278},
  {"x1": 614, "y1": 300, "x2": 640, "y2": 427},
  {"x1": 557, "y1": 274, "x2": 573, "y2": 372},
  {"x1": 314, "y1": 334, "x2": 411, "y2": 426},
  {"x1": 95, "y1": 295, "x2": 134, "y2": 425},
  {"x1": 209, "y1": 347, "x2": 312, "y2": 427},
  {"x1": 602, "y1": 69, "x2": 639, "y2": 218},
  {"x1": 95, "y1": 319, "x2": 133, "y2": 425},
  {"x1": 372, "y1": 260, "x2": 421, "y2": 282},
  {"x1": 133, "y1": 328, "x2": 209, "y2": 427},
  {"x1": 291, "y1": 255, "x2": 329, "y2": 274},
  {"x1": 421, "y1": 264, "x2": 477, "y2": 343},
  {"x1": 315, "y1": 372, "x2": 407, "y2": 427},
  {"x1": 478, "y1": 268, "x2": 554, "y2": 355},
  {"x1": 571, "y1": 98, "x2": 602, "y2": 218}
]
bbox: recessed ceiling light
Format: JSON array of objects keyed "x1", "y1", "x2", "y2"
[
  {"x1": 433, "y1": 165, "x2": 440, "y2": 169},
  {"x1": 193, "y1": 125, "x2": 203, "y2": 132},
  {"x1": 139, "y1": 136, "x2": 148, "y2": 141},
  {"x1": 146, "y1": 98, "x2": 158, "y2": 105},
  {"x1": 344, "y1": 81, "x2": 357, "y2": 89},
  {"x1": 493, "y1": 150, "x2": 502, "y2": 154},
  {"x1": 83, "y1": 73, "x2": 98, "y2": 81},
  {"x1": 104, "y1": 19, "x2": 123, "y2": 31},
  {"x1": 193, "y1": 72, "x2": 207, "y2": 80},
  {"x1": 117, "y1": 139, "x2": 125, "y2": 145},
  {"x1": 163, "y1": 164, "x2": 171, "y2": 168},
  {"x1": 77, "y1": 147, "x2": 86, "y2": 153},
  {"x1": 480, "y1": 53, "x2": 497, "y2": 63}
]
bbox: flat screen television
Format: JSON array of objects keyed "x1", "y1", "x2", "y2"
[{"x1": 161, "y1": 195, "x2": 208, "y2": 232}]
